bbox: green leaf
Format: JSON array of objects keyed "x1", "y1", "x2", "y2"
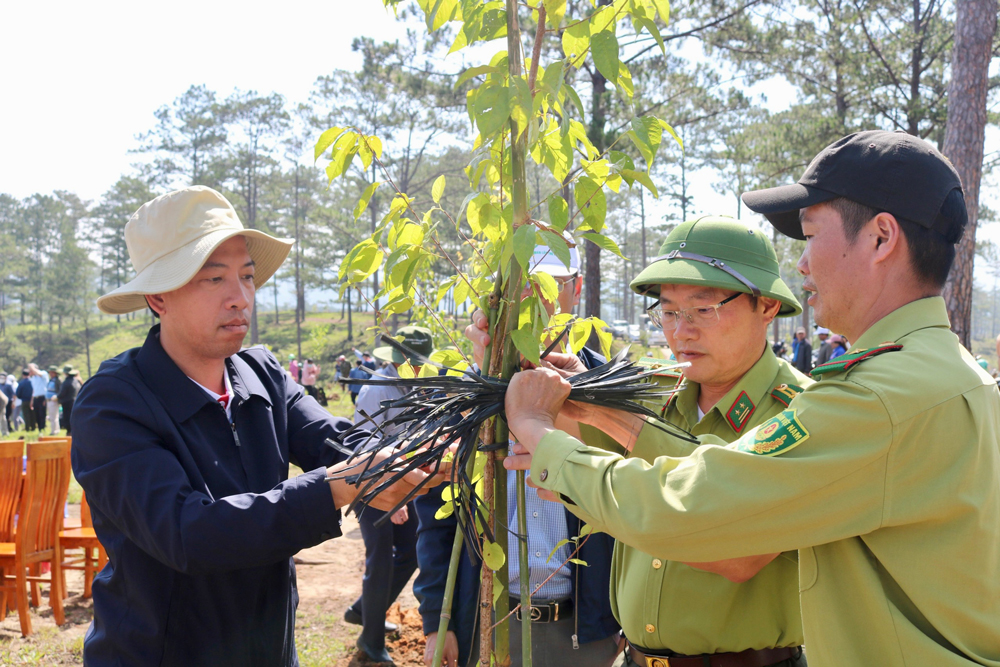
[
  {"x1": 634, "y1": 15, "x2": 665, "y2": 55},
  {"x1": 427, "y1": 0, "x2": 457, "y2": 31},
  {"x1": 314, "y1": 126, "x2": 346, "y2": 161},
  {"x1": 353, "y1": 181, "x2": 382, "y2": 221},
  {"x1": 561, "y1": 20, "x2": 590, "y2": 64},
  {"x1": 568, "y1": 558, "x2": 589, "y2": 566},
  {"x1": 343, "y1": 240, "x2": 383, "y2": 284},
  {"x1": 482, "y1": 539, "x2": 506, "y2": 571},
  {"x1": 609, "y1": 150, "x2": 636, "y2": 173},
  {"x1": 538, "y1": 229, "x2": 572, "y2": 271},
  {"x1": 621, "y1": 169, "x2": 659, "y2": 198},
  {"x1": 512, "y1": 224, "x2": 537, "y2": 271},
  {"x1": 657, "y1": 117, "x2": 684, "y2": 150},
  {"x1": 630, "y1": 116, "x2": 662, "y2": 167},
  {"x1": 547, "y1": 538, "x2": 572, "y2": 563},
  {"x1": 574, "y1": 177, "x2": 607, "y2": 232},
  {"x1": 581, "y1": 231, "x2": 626, "y2": 259},
  {"x1": 590, "y1": 29, "x2": 620, "y2": 84},
  {"x1": 547, "y1": 196, "x2": 569, "y2": 232},
  {"x1": 453, "y1": 277, "x2": 471, "y2": 307},
  {"x1": 455, "y1": 65, "x2": 498, "y2": 89},
  {"x1": 474, "y1": 83, "x2": 511, "y2": 138},
  {"x1": 539, "y1": 60, "x2": 565, "y2": 97},
  {"x1": 579, "y1": 523, "x2": 594, "y2": 537},
  {"x1": 325, "y1": 132, "x2": 359, "y2": 182},
  {"x1": 562, "y1": 83, "x2": 585, "y2": 116},
  {"x1": 432, "y1": 174, "x2": 446, "y2": 204},
  {"x1": 511, "y1": 326, "x2": 541, "y2": 365}
]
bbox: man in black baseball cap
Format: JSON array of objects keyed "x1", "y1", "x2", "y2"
[{"x1": 498, "y1": 129, "x2": 1000, "y2": 666}]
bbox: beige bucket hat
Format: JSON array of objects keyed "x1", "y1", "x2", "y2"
[{"x1": 97, "y1": 186, "x2": 293, "y2": 315}]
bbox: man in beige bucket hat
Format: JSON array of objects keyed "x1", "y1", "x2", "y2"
[{"x1": 72, "y1": 186, "x2": 445, "y2": 667}]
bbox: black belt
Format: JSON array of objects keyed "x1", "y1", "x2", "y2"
[
  {"x1": 627, "y1": 641, "x2": 802, "y2": 667},
  {"x1": 511, "y1": 597, "x2": 573, "y2": 623}
]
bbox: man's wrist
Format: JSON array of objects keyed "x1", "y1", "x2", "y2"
[
  {"x1": 327, "y1": 466, "x2": 358, "y2": 509},
  {"x1": 508, "y1": 415, "x2": 557, "y2": 453}
]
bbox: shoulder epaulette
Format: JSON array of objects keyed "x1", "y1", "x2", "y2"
[
  {"x1": 635, "y1": 356, "x2": 684, "y2": 378},
  {"x1": 769, "y1": 382, "x2": 805, "y2": 407},
  {"x1": 811, "y1": 343, "x2": 903, "y2": 377}
]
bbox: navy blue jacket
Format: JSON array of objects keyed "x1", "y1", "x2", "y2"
[
  {"x1": 72, "y1": 325, "x2": 358, "y2": 667},
  {"x1": 15, "y1": 378, "x2": 33, "y2": 402},
  {"x1": 413, "y1": 347, "x2": 619, "y2": 667}
]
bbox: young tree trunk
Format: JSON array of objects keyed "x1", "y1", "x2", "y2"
[{"x1": 941, "y1": 0, "x2": 997, "y2": 348}]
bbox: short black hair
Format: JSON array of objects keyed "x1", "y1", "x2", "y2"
[
  {"x1": 827, "y1": 189, "x2": 967, "y2": 287},
  {"x1": 356, "y1": 360, "x2": 362, "y2": 366}
]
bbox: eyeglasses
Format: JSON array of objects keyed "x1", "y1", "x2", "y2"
[{"x1": 646, "y1": 292, "x2": 744, "y2": 330}]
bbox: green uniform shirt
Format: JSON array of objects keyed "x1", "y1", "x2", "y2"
[
  {"x1": 533, "y1": 297, "x2": 1000, "y2": 667},
  {"x1": 583, "y1": 348, "x2": 810, "y2": 654}
]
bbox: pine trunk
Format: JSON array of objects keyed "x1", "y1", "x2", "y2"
[{"x1": 941, "y1": 0, "x2": 997, "y2": 348}]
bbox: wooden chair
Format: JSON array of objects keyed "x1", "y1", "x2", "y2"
[
  {"x1": 60, "y1": 491, "x2": 107, "y2": 599},
  {"x1": 0, "y1": 440, "x2": 71, "y2": 636},
  {"x1": 0, "y1": 441, "x2": 23, "y2": 617}
]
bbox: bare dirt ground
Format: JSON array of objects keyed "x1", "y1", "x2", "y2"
[{"x1": 0, "y1": 509, "x2": 427, "y2": 667}]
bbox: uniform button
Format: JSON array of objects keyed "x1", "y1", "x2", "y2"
[
  {"x1": 645, "y1": 624, "x2": 655, "y2": 634},
  {"x1": 532, "y1": 512, "x2": 538, "y2": 518},
  {"x1": 539, "y1": 469, "x2": 548, "y2": 482},
  {"x1": 652, "y1": 559, "x2": 662, "y2": 569},
  {"x1": 535, "y1": 551, "x2": 541, "y2": 557}
]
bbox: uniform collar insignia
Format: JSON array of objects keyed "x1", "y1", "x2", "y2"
[
  {"x1": 811, "y1": 343, "x2": 903, "y2": 377},
  {"x1": 725, "y1": 390, "x2": 756, "y2": 432}
]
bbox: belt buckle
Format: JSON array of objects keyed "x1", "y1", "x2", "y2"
[
  {"x1": 645, "y1": 658, "x2": 670, "y2": 667},
  {"x1": 529, "y1": 606, "x2": 543, "y2": 621}
]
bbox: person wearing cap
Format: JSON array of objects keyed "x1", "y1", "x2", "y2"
[
  {"x1": 503, "y1": 130, "x2": 1000, "y2": 666},
  {"x1": 57, "y1": 366, "x2": 81, "y2": 435},
  {"x1": 16, "y1": 370, "x2": 35, "y2": 431},
  {"x1": 814, "y1": 327, "x2": 833, "y2": 366},
  {"x1": 71, "y1": 186, "x2": 444, "y2": 667},
  {"x1": 418, "y1": 241, "x2": 621, "y2": 667},
  {"x1": 45, "y1": 365, "x2": 62, "y2": 435},
  {"x1": 347, "y1": 326, "x2": 434, "y2": 664},
  {"x1": 828, "y1": 334, "x2": 848, "y2": 359},
  {"x1": 491, "y1": 218, "x2": 810, "y2": 667},
  {"x1": 790, "y1": 328, "x2": 812, "y2": 374}
]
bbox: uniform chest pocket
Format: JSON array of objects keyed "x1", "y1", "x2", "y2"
[{"x1": 799, "y1": 546, "x2": 818, "y2": 591}]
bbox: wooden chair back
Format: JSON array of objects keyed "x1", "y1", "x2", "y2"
[
  {"x1": 0, "y1": 440, "x2": 23, "y2": 542},
  {"x1": 81, "y1": 491, "x2": 93, "y2": 528},
  {"x1": 18, "y1": 441, "x2": 71, "y2": 561}
]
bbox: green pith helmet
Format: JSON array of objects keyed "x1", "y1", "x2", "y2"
[
  {"x1": 630, "y1": 215, "x2": 802, "y2": 317},
  {"x1": 374, "y1": 326, "x2": 435, "y2": 365}
]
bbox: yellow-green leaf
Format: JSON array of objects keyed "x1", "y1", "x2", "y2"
[
  {"x1": 592, "y1": 316, "x2": 613, "y2": 357},
  {"x1": 568, "y1": 320, "x2": 593, "y2": 355},
  {"x1": 561, "y1": 20, "x2": 590, "y2": 64},
  {"x1": 482, "y1": 539, "x2": 506, "y2": 571},
  {"x1": 547, "y1": 195, "x2": 569, "y2": 231},
  {"x1": 538, "y1": 229, "x2": 572, "y2": 271},
  {"x1": 314, "y1": 126, "x2": 346, "y2": 161},
  {"x1": 398, "y1": 362, "x2": 416, "y2": 379},
  {"x1": 652, "y1": 0, "x2": 670, "y2": 24},
  {"x1": 581, "y1": 232, "x2": 626, "y2": 259},
  {"x1": 353, "y1": 181, "x2": 382, "y2": 221},
  {"x1": 455, "y1": 65, "x2": 499, "y2": 89},
  {"x1": 434, "y1": 501, "x2": 455, "y2": 520},
  {"x1": 532, "y1": 271, "x2": 559, "y2": 303},
  {"x1": 432, "y1": 175, "x2": 447, "y2": 204}
]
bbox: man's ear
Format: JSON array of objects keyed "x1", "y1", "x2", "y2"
[
  {"x1": 145, "y1": 294, "x2": 167, "y2": 318},
  {"x1": 759, "y1": 296, "x2": 782, "y2": 324},
  {"x1": 871, "y1": 212, "x2": 902, "y2": 264}
]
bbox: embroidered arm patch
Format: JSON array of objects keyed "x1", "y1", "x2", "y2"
[{"x1": 735, "y1": 409, "x2": 810, "y2": 456}]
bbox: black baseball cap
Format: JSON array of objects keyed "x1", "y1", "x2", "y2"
[{"x1": 742, "y1": 130, "x2": 966, "y2": 240}]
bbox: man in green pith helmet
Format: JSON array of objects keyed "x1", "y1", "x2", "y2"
[
  {"x1": 506, "y1": 216, "x2": 810, "y2": 667},
  {"x1": 504, "y1": 130, "x2": 1000, "y2": 666}
]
